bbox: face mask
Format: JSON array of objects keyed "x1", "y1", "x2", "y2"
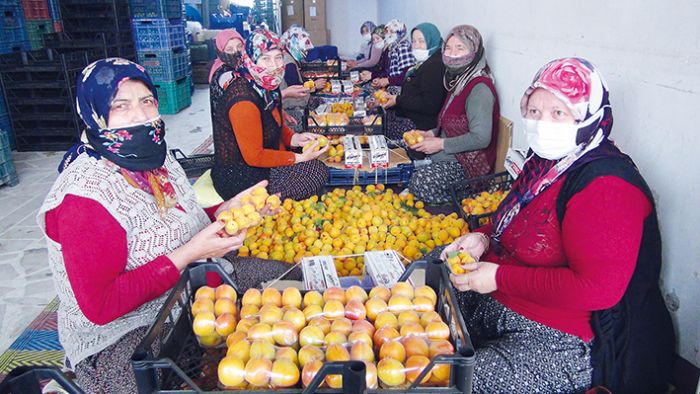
[
  {"x1": 362, "y1": 34, "x2": 371, "y2": 42},
  {"x1": 218, "y1": 50, "x2": 241, "y2": 67},
  {"x1": 88, "y1": 117, "x2": 167, "y2": 171},
  {"x1": 250, "y1": 64, "x2": 285, "y2": 91},
  {"x1": 442, "y1": 53, "x2": 471, "y2": 70},
  {"x1": 413, "y1": 48, "x2": 430, "y2": 62},
  {"x1": 385, "y1": 34, "x2": 397, "y2": 45},
  {"x1": 523, "y1": 118, "x2": 580, "y2": 160},
  {"x1": 375, "y1": 40, "x2": 385, "y2": 49}
]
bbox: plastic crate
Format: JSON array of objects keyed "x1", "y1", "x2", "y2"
[
  {"x1": 132, "y1": 17, "x2": 185, "y2": 51},
  {"x1": 0, "y1": 366, "x2": 84, "y2": 393},
  {"x1": 327, "y1": 163, "x2": 414, "y2": 187},
  {"x1": 47, "y1": 0, "x2": 58, "y2": 19},
  {"x1": 0, "y1": 113, "x2": 14, "y2": 151},
  {"x1": 449, "y1": 171, "x2": 513, "y2": 231},
  {"x1": 21, "y1": 0, "x2": 49, "y2": 19},
  {"x1": 170, "y1": 148, "x2": 214, "y2": 178},
  {"x1": 0, "y1": 2, "x2": 24, "y2": 29},
  {"x1": 300, "y1": 58, "x2": 342, "y2": 79},
  {"x1": 137, "y1": 46, "x2": 190, "y2": 82},
  {"x1": 24, "y1": 18, "x2": 52, "y2": 50},
  {"x1": 131, "y1": 261, "x2": 476, "y2": 393},
  {"x1": 0, "y1": 122, "x2": 12, "y2": 160},
  {"x1": 154, "y1": 75, "x2": 191, "y2": 114},
  {"x1": 305, "y1": 107, "x2": 386, "y2": 136},
  {"x1": 130, "y1": 0, "x2": 182, "y2": 19},
  {"x1": 189, "y1": 43, "x2": 209, "y2": 62}
]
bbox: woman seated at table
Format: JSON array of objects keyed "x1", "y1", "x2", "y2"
[
  {"x1": 211, "y1": 29, "x2": 328, "y2": 201},
  {"x1": 209, "y1": 29, "x2": 244, "y2": 127},
  {"x1": 381, "y1": 22, "x2": 447, "y2": 140},
  {"x1": 440, "y1": 57, "x2": 674, "y2": 394},
  {"x1": 355, "y1": 20, "x2": 376, "y2": 61},
  {"x1": 38, "y1": 58, "x2": 300, "y2": 393},
  {"x1": 279, "y1": 25, "x2": 326, "y2": 102},
  {"x1": 350, "y1": 24, "x2": 386, "y2": 72},
  {"x1": 407, "y1": 25, "x2": 499, "y2": 204},
  {"x1": 360, "y1": 19, "x2": 416, "y2": 90}
]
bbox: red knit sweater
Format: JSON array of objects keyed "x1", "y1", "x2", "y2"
[
  {"x1": 476, "y1": 175, "x2": 651, "y2": 341},
  {"x1": 44, "y1": 195, "x2": 221, "y2": 325}
]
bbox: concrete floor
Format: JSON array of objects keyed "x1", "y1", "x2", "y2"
[{"x1": 0, "y1": 86, "x2": 213, "y2": 355}]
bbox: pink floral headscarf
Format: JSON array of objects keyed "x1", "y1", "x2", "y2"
[{"x1": 241, "y1": 29, "x2": 285, "y2": 92}]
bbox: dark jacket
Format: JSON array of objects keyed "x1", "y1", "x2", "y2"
[{"x1": 394, "y1": 49, "x2": 448, "y2": 130}]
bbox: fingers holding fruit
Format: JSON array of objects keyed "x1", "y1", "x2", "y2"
[
  {"x1": 303, "y1": 80, "x2": 316, "y2": 91},
  {"x1": 449, "y1": 261, "x2": 499, "y2": 294},
  {"x1": 402, "y1": 130, "x2": 425, "y2": 147},
  {"x1": 381, "y1": 94, "x2": 397, "y2": 109},
  {"x1": 314, "y1": 78, "x2": 327, "y2": 90}
]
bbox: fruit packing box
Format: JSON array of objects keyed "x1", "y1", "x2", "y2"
[
  {"x1": 131, "y1": 261, "x2": 476, "y2": 393},
  {"x1": 449, "y1": 171, "x2": 513, "y2": 231},
  {"x1": 300, "y1": 58, "x2": 342, "y2": 79},
  {"x1": 304, "y1": 106, "x2": 385, "y2": 136}
]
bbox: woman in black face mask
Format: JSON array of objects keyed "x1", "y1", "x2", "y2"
[
  {"x1": 41, "y1": 58, "x2": 294, "y2": 393},
  {"x1": 210, "y1": 29, "x2": 245, "y2": 117}
]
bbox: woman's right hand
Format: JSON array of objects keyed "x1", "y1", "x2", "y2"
[
  {"x1": 282, "y1": 85, "x2": 310, "y2": 99},
  {"x1": 360, "y1": 70, "x2": 372, "y2": 82},
  {"x1": 294, "y1": 141, "x2": 329, "y2": 163},
  {"x1": 167, "y1": 222, "x2": 247, "y2": 271},
  {"x1": 440, "y1": 233, "x2": 490, "y2": 262}
]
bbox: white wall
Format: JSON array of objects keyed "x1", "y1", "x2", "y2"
[
  {"x1": 326, "y1": 0, "x2": 378, "y2": 58},
  {"x1": 373, "y1": 0, "x2": 700, "y2": 367}
]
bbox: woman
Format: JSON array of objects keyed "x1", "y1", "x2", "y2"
[
  {"x1": 360, "y1": 19, "x2": 416, "y2": 89},
  {"x1": 408, "y1": 25, "x2": 499, "y2": 204},
  {"x1": 211, "y1": 29, "x2": 329, "y2": 201},
  {"x1": 38, "y1": 58, "x2": 297, "y2": 392},
  {"x1": 440, "y1": 58, "x2": 674, "y2": 393},
  {"x1": 278, "y1": 25, "x2": 324, "y2": 120},
  {"x1": 209, "y1": 29, "x2": 244, "y2": 121},
  {"x1": 382, "y1": 22, "x2": 447, "y2": 140},
  {"x1": 356, "y1": 20, "x2": 376, "y2": 61},
  {"x1": 351, "y1": 24, "x2": 385, "y2": 71}
]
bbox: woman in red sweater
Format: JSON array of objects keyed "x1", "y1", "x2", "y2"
[{"x1": 441, "y1": 58, "x2": 674, "y2": 393}]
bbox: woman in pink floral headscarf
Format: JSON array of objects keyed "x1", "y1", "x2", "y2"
[{"x1": 436, "y1": 58, "x2": 674, "y2": 393}]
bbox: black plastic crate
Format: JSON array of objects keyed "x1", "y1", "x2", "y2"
[
  {"x1": 449, "y1": 171, "x2": 513, "y2": 231},
  {"x1": 327, "y1": 163, "x2": 414, "y2": 187},
  {"x1": 304, "y1": 106, "x2": 385, "y2": 136},
  {"x1": 171, "y1": 148, "x2": 214, "y2": 178},
  {"x1": 0, "y1": 366, "x2": 84, "y2": 394},
  {"x1": 131, "y1": 261, "x2": 475, "y2": 393},
  {"x1": 300, "y1": 58, "x2": 342, "y2": 79}
]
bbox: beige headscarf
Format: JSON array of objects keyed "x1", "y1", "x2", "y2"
[{"x1": 443, "y1": 25, "x2": 492, "y2": 96}]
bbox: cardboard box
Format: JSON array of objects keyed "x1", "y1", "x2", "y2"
[
  {"x1": 303, "y1": 0, "x2": 326, "y2": 30},
  {"x1": 495, "y1": 116, "x2": 513, "y2": 173},
  {"x1": 364, "y1": 250, "x2": 406, "y2": 288},
  {"x1": 307, "y1": 28, "x2": 330, "y2": 46},
  {"x1": 282, "y1": 0, "x2": 304, "y2": 31},
  {"x1": 343, "y1": 136, "x2": 362, "y2": 168},
  {"x1": 368, "y1": 135, "x2": 389, "y2": 168},
  {"x1": 301, "y1": 255, "x2": 340, "y2": 290}
]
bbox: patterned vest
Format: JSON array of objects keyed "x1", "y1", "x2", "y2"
[{"x1": 36, "y1": 153, "x2": 210, "y2": 366}]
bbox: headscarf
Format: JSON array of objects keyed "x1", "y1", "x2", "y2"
[
  {"x1": 385, "y1": 19, "x2": 407, "y2": 47},
  {"x1": 385, "y1": 19, "x2": 415, "y2": 77},
  {"x1": 442, "y1": 25, "x2": 491, "y2": 96},
  {"x1": 60, "y1": 58, "x2": 177, "y2": 217},
  {"x1": 280, "y1": 25, "x2": 314, "y2": 64},
  {"x1": 209, "y1": 29, "x2": 245, "y2": 83},
  {"x1": 372, "y1": 24, "x2": 386, "y2": 40},
  {"x1": 406, "y1": 22, "x2": 443, "y2": 78},
  {"x1": 361, "y1": 21, "x2": 376, "y2": 36},
  {"x1": 491, "y1": 57, "x2": 626, "y2": 241},
  {"x1": 241, "y1": 29, "x2": 284, "y2": 109}
]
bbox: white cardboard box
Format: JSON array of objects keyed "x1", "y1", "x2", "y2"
[
  {"x1": 342, "y1": 80, "x2": 353, "y2": 94},
  {"x1": 368, "y1": 135, "x2": 389, "y2": 168},
  {"x1": 344, "y1": 136, "x2": 362, "y2": 168},
  {"x1": 301, "y1": 255, "x2": 341, "y2": 290},
  {"x1": 364, "y1": 250, "x2": 406, "y2": 288}
]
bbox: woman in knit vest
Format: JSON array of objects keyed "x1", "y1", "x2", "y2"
[
  {"x1": 37, "y1": 58, "x2": 299, "y2": 393},
  {"x1": 407, "y1": 25, "x2": 500, "y2": 204},
  {"x1": 211, "y1": 29, "x2": 329, "y2": 202}
]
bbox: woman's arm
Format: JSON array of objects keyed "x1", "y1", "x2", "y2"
[
  {"x1": 229, "y1": 101, "x2": 296, "y2": 167},
  {"x1": 395, "y1": 61, "x2": 446, "y2": 115},
  {"x1": 442, "y1": 83, "x2": 495, "y2": 155},
  {"x1": 45, "y1": 195, "x2": 181, "y2": 325},
  {"x1": 354, "y1": 45, "x2": 382, "y2": 69},
  {"x1": 495, "y1": 176, "x2": 651, "y2": 310}
]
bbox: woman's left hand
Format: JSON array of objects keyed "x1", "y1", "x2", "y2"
[
  {"x1": 371, "y1": 78, "x2": 389, "y2": 88},
  {"x1": 290, "y1": 132, "x2": 322, "y2": 148},
  {"x1": 214, "y1": 180, "x2": 268, "y2": 217},
  {"x1": 413, "y1": 137, "x2": 444, "y2": 154},
  {"x1": 449, "y1": 262, "x2": 499, "y2": 294},
  {"x1": 314, "y1": 78, "x2": 327, "y2": 90},
  {"x1": 381, "y1": 94, "x2": 397, "y2": 108}
]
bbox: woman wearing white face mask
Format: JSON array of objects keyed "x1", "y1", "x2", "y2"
[
  {"x1": 437, "y1": 58, "x2": 674, "y2": 393},
  {"x1": 407, "y1": 25, "x2": 499, "y2": 204},
  {"x1": 359, "y1": 19, "x2": 416, "y2": 89},
  {"x1": 381, "y1": 22, "x2": 447, "y2": 141},
  {"x1": 356, "y1": 21, "x2": 375, "y2": 61},
  {"x1": 353, "y1": 24, "x2": 386, "y2": 72}
]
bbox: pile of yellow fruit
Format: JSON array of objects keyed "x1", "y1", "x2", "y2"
[
  {"x1": 330, "y1": 101, "x2": 354, "y2": 118},
  {"x1": 325, "y1": 138, "x2": 344, "y2": 163},
  {"x1": 461, "y1": 190, "x2": 509, "y2": 216},
  {"x1": 239, "y1": 185, "x2": 468, "y2": 277},
  {"x1": 403, "y1": 130, "x2": 425, "y2": 146},
  {"x1": 445, "y1": 252, "x2": 475, "y2": 275},
  {"x1": 302, "y1": 136, "x2": 329, "y2": 152},
  {"x1": 217, "y1": 187, "x2": 280, "y2": 235},
  {"x1": 213, "y1": 283, "x2": 457, "y2": 389}
]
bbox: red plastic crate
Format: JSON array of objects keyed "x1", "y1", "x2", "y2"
[
  {"x1": 52, "y1": 20, "x2": 61, "y2": 32},
  {"x1": 21, "y1": 0, "x2": 50, "y2": 19}
]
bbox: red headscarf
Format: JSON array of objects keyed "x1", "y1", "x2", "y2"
[{"x1": 208, "y1": 29, "x2": 245, "y2": 83}]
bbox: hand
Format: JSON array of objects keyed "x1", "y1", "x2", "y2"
[
  {"x1": 260, "y1": 193, "x2": 283, "y2": 217},
  {"x1": 416, "y1": 129, "x2": 435, "y2": 137},
  {"x1": 295, "y1": 141, "x2": 329, "y2": 163},
  {"x1": 282, "y1": 110, "x2": 298, "y2": 126},
  {"x1": 314, "y1": 78, "x2": 327, "y2": 90},
  {"x1": 215, "y1": 180, "x2": 269, "y2": 217},
  {"x1": 413, "y1": 137, "x2": 444, "y2": 154},
  {"x1": 371, "y1": 78, "x2": 389, "y2": 88},
  {"x1": 381, "y1": 94, "x2": 397, "y2": 109},
  {"x1": 360, "y1": 71, "x2": 372, "y2": 82},
  {"x1": 168, "y1": 222, "x2": 247, "y2": 271},
  {"x1": 282, "y1": 85, "x2": 310, "y2": 99},
  {"x1": 346, "y1": 60, "x2": 357, "y2": 68},
  {"x1": 440, "y1": 233, "x2": 490, "y2": 261},
  {"x1": 290, "y1": 132, "x2": 323, "y2": 148},
  {"x1": 449, "y1": 262, "x2": 499, "y2": 294}
]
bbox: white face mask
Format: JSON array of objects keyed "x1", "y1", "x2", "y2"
[
  {"x1": 375, "y1": 40, "x2": 385, "y2": 49},
  {"x1": 385, "y1": 34, "x2": 397, "y2": 45},
  {"x1": 362, "y1": 33, "x2": 371, "y2": 42},
  {"x1": 412, "y1": 48, "x2": 429, "y2": 62},
  {"x1": 523, "y1": 118, "x2": 580, "y2": 160}
]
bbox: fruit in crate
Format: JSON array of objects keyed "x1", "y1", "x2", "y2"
[
  {"x1": 330, "y1": 101, "x2": 354, "y2": 117},
  {"x1": 326, "y1": 143, "x2": 344, "y2": 163},
  {"x1": 403, "y1": 130, "x2": 425, "y2": 146},
  {"x1": 308, "y1": 112, "x2": 327, "y2": 127},
  {"x1": 303, "y1": 80, "x2": 316, "y2": 91},
  {"x1": 192, "y1": 283, "x2": 240, "y2": 347},
  {"x1": 326, "y1": 112, "x2": 349, "y2": 126},
  {"x1": 362, "y1": 114, "x2": 382, "y2": 126},
  {"x1": 446, "y1": 251, "x2": 475, "y2": 274},
  {"x1": 461, "y1": 189, "x2": 509, "y2": 216}
]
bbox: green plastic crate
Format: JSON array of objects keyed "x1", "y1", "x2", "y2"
[
  {"x1": 154, "y1": 75, "x2": 191, "y2": 115},
  {"x1": 25, "y1": 19, "x2": 53, "y2": 50}
]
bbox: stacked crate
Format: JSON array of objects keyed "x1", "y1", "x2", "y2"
[
  {"x1": 20, "y1": 0, "x2": 53, "y2": 50},
  {"x1": 131, "y1": 0, "x2": 192, "y2": 114},
  {"x1": 0, "y1": 48, "x2": 104, "y2": 151},
  {"x1": 47, "y1": 0, "x2": 61, "y2": 32},
  {"x1": 0, "y1": 1, "x2": 29, "y2": 55}
]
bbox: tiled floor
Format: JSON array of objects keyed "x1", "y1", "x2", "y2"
[{"x1": 0, "y1": 86, "x2": 213, "y2": 355}]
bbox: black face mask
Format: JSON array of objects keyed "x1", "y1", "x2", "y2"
[
  {"x1": 86, "y1": 118, "x2": 167, "y2": 171},
  {"x1": 218, "y1": 49, "x2": 242, "y2": 68}
]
